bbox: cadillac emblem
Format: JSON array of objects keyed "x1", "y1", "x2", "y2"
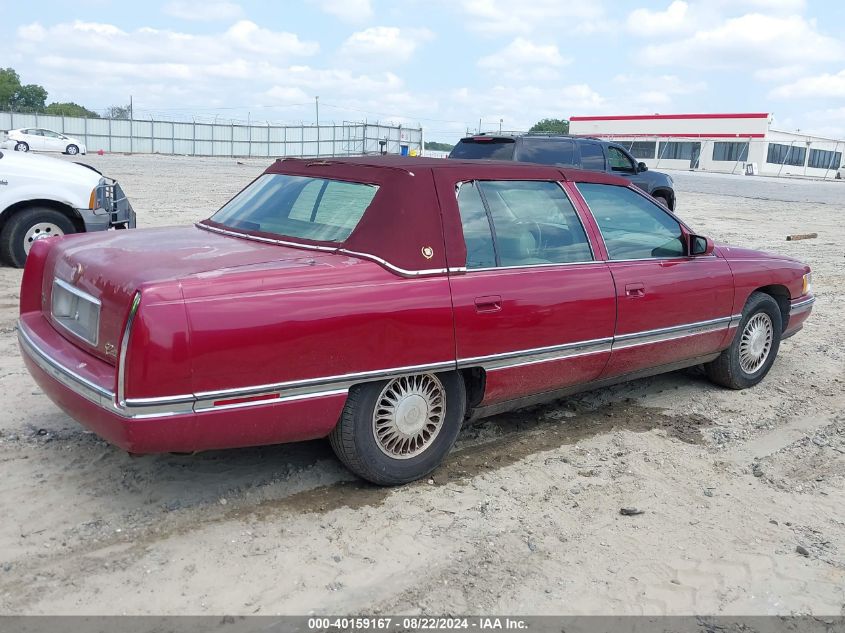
[{"x1": 421, "y1": 246, "x2": 434, "y2": 260}]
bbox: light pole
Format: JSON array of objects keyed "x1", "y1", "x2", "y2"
[{"x1": 499, "y1": 118, "x2": 503, "y2": 134}]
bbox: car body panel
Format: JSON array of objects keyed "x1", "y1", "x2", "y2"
[{"x1": 17, "y1": 157, "x2": 814, "y2": 455}]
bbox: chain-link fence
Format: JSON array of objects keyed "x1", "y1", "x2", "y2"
[{"x1": 0, "y1": 111, "x2": 423, "y2": 158}]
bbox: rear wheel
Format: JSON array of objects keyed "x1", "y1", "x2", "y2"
[
  {"x1": 329, "y1": 372, "x2": 466, "y2": 485},
  {"x1": 0, "y1": 207, "x2": 76, "y2": 267},
  {"x1": 705, "y1": 292, "x2": 782, "y2": 389},
  {"x1": 65, "y1": 144, "x2": 79, "y2": 155},
  {"x1": 14, "y1": 141, "x2": 29, "y2": 152}
]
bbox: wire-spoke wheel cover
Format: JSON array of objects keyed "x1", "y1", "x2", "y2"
[
  {"x1": 739, "y1": 312, "x2": 774, "y2": 374},
  {"x1": 372, "y1": 374, "x2": 446, "y2": 459}
]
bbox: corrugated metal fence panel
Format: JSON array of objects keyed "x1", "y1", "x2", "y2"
[{"x1": 0, "y1": 111, "x2": 423, "y2": 158}]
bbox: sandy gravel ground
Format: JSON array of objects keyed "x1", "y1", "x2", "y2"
[{"x1": 0, "y1": 155, "x2": 842, "y2": 616}]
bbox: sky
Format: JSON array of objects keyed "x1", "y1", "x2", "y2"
[{"x1": 2, "y1": 0, "x2": 845, "y2": 142}]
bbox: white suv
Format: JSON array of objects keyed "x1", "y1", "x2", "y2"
[{"x1": 1, "y1": 128, "x2": 87, "y2": 155}]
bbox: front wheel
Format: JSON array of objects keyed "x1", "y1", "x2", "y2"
[
  {"x1": 14, "y1": 141, "x2": 29, "y2": 152},
  {"x1": 705, "y1": 292, "x2": 782, "y2": 389},
  {"x1": 0, "y1": 207, "x2": 76, "y2": 267},
  {"x1": 65, "y1": 144, "x2": 79, "y2": 155},
  {"x1": 329, "y1": 372, "x2": 466, "y2": 485}
]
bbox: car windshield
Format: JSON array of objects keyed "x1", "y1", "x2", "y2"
[
  {"x1": 210, "y1": 174, "x2": 379, "y2": 243},
  {"x1": 450, "y1": 138, "x2": 516, "y2": 160}
]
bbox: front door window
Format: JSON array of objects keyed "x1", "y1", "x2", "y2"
[{"x1": 577, "y1": 183, "x2": 684, "y2": 260}]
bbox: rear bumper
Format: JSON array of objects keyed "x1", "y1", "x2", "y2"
[{"x1": 18, "y1": 316, "x2": 345, "y2": 454}]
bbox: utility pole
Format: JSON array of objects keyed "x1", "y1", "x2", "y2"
[
  {"x1": 499, "y1": 118, "x2": 503, "y2": 134},
  {"x1": 129, "y1": 95, "x2": 133, "y2": 120},
  {"x1": 315, "y1": 96, "x2": 319, "y2": 126}
]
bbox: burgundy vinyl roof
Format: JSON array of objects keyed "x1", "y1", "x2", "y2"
[
  {"x1": 264, "y1": 155, "x2": 630, "y2": 186},
  {"x1": 202, "y1": 156, "x2": 631, "y2": 274}
]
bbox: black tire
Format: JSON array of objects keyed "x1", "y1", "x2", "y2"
[
  {"x1": 0, "y1": 207, "x2": 76, "y2": 268},
  {"x1": 654, "y1": 193, "x2": 672, "y2": 209},
  {"x1": 705, "y1": 292, "x2": 782, "y2": 390},
  {"x1": 329, "y1": 372, "x2": 466, "y2": 485},
  {"x1": 66, "y1": 144, "x2": 79, "y2": 156},
  {"x1": 14, "y1": 141, "x2": 29, "y2": 152}
]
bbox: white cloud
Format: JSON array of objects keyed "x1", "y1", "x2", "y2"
[
  {"x1": 477, "y1": 38, "x2": 570, "y2": 80},
  {"x1": 17, "y1": 20, "x2": 319, "y2": 64},
  {"x1": 163, "y1": 1, "x2": 243, "y2": 21},
  {"x1": 456, "y1": 0, "x2": 606, "y2": 35},
  {"x1": 753, "y1": 64, "x2": 805, "y2": 82},
  {"x1": 450, "y1": 82, "x2": 606, "y2": 131},
  {"x1": 770, "y1": 69, "x2": 845, "y2": 99},
  {"x1": 641, "y1": 13, "x2": 845, "y2": 68},
  {"x1": 339, "y1": 27, "x2": 434, "y2": 66},
  {"x1": 310, "y1": 0, "x2": 373, "y2": 22},
  {"x1": 626, "y1": 1, "x2": 691, "y2": 36}
]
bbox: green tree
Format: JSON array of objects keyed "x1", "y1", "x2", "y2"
[
  {"x1": 0, "y1": 68, "x2": 21, "y2": 109},
  {"x1": 105, "y1": 104, "x2": 131, "y2": 119},
  {"x1": 424, "y1": 141, "x2": 454, "y2": 151},
  {"x1": 528, "y1": 118, "x2": 570, "y2": 134},
  {"x1": 11, "y1": 84, "x2": 48, "y2": 112},
  {"x1": 44, "y1": 102, "x2": 100, "y2": 118}
]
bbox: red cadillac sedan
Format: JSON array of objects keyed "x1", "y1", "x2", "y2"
[{"x1": 18, "y1": 157, "x2": 814, "y2": 484}]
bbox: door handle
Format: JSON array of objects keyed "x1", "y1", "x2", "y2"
[
  {"x1": 625, "y1": 283, "x2": 645, "y2": 298},
  {"x1": 474, "y1": 295, "x2": 502, "y2": 313}
]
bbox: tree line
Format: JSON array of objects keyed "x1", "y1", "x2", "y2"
[{"x1": 0, "y1": 67, "x2": 130, "y2": 119}]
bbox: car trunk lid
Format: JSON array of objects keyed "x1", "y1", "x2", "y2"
[{"x1": 42, "y1": 225, "x2": 337, "y2": 364}]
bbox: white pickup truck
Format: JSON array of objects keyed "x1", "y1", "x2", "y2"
[{"x1": 0, "y1": 150, "x2": 135, "y2": 267}]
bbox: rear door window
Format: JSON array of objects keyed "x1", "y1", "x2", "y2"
[
  {"x1": 578, "y1": 142, "x2": 606, "y2": 171},
  {"x1": 449, "y1": 138, "x2": 516, "y2": 160},
  {"x1": 517, "y1": 138, "x2": 576, "y2": 166},
  {"x1": 456, "y1": 180, "x2": 593, "y2": 268}
]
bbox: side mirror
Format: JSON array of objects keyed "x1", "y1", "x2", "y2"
[
  {"x1": 637, "y1": 162, "x2": 648, "y2": 172},
  {"x1": 689, "y1": 234, "x2": 714, "y2": 256}
]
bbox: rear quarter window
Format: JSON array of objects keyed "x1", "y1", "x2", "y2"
[{"x1": 450, "y1": 139, "x2": 516, "y2": 160}]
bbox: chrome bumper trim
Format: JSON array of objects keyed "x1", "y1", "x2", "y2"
[
  {"x1": 789, "y1": 295, "x2": 815, "y2": 316},
  {"x1": 18, "y1": 323, "x2": 114, "y2": 407}
]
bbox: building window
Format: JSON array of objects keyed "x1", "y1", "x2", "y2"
[
  {"x1": 712, "y1": 142, "x2": 749, "y2": 161},
  {"x1": 766, "y1": 143, "x2": 806, "y2": 167},
  {"x1": 658, "y1": 141, "x2": 701, "y2": 161},
  {"x1": 624, "y1": 141, "x2": 656, "y2": 159},
  {"x1": 807, "y1": 148, "x2": 843, "y2": 170}
]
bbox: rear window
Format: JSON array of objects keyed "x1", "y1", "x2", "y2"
[
  {"x1": 449, "y1": 138, "x2": 516, "y2": 160},
  {"x1": 210, "y1": 174, "x2": 379, "y2": 243},
  {"x1": 517, "y1": 138, "x2": 576, "y2": 166}
]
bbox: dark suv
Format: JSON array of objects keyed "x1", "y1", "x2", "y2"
[{"x1": 449, "y1": 134, "x2": 676, "y2": 210}]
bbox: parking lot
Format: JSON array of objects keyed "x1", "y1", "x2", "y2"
[{"x1": 0, "y1": 154, "x2": 842, "y2": 615}]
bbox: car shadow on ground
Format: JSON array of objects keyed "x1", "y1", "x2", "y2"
[{"x1": 15, "y1": 368, "x2": 719, "y2": 521}]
